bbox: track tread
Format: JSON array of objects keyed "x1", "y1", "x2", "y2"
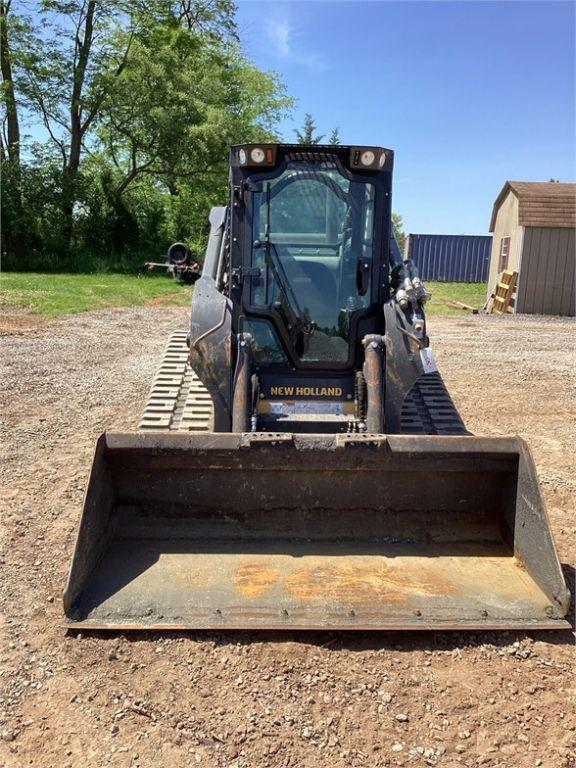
[
  {"x1": 400, "y1": 373, "x2": 468, "y2": 435},
  {"x1": 138, "y1": 332, "x2": 214, "y2": 432}
]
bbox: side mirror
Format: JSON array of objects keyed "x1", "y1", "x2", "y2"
[{"x1": 356, "y1": 257, "x2": 371, "y2": 296}]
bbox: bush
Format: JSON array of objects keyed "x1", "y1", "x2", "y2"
[{"x1": 1, "y1": 158, "x2": 221, "y2": 273}]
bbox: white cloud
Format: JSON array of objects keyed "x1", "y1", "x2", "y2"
[
  {"x1": 265, "y1": 17, "x2": 328, "y2": 73},
  {"x1": 267, "y1": 19, "x2": 291, "y2": 58}
]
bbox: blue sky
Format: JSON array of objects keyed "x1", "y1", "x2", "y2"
[{"x1": 237, "y1": 0, "x2": 575, "y2": 234}]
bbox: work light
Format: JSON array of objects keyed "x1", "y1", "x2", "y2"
[
  {"x1": 250, "y1": 147, "x2": 266, "y2": 164},
  {"x1": 234, "y1": 144, "x2": 277, "y2": 167},
  {"x1": 349, "y1": 146, "x2": 388, "y2": 171},
  {"x1": 361, "y1": 150, "x2": 376, "y2": 166}
]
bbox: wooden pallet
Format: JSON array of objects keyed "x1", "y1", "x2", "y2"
[{"x1": 491, "y1": 270, "x2": 518, "y2": 314}]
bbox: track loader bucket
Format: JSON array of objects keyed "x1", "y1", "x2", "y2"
[{"x1": 64, "y1": 432, "x2": 569, "y2": 630}]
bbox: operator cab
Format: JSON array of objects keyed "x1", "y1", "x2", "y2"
[{"x1": 230, "y1": 144, "x2": 394, "y2": 373}]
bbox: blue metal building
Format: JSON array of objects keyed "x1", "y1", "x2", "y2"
[{"x1": 406, "y1": 234, "x2": 492, "y2": 282}]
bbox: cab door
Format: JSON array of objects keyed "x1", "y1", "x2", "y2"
[{"x1": 243, "y1": 160, "x2": 378, "y2": 370}]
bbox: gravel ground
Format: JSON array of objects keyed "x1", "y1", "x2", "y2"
[{"x1": 0, "y1": 307, "x2": 574, "y2": 768}]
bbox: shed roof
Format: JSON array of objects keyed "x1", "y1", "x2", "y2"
[{"x1": 489, "y1": 181, "x2": 576, "y2": 231}]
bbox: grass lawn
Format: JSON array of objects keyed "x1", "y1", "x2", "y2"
[
  {"x1": 0, "y1": 272, "x2": 191, "y2": 317},
  {"x1": 0, "y1": 272, "x2": 487, "y2": 318},
  {"x1": 425, "y1": 281, "x2": 487, "y2": 315}
]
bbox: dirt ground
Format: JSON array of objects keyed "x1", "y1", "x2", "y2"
[{"x1": 1, "y1": 307, "x2": 574, "y2": 768}]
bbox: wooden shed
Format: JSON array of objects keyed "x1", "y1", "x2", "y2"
[{"x1": 488, "y1": 181, "x2": 575, "y2": 316}]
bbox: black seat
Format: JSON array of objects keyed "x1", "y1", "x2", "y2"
[{"x1": 281, "y1": 258, "x2": 338, "y2": 327}]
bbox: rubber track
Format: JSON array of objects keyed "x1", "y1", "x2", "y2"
[
  {"x1": 400, "y1": 373, "x2": 468, "y2": 435},
  {"x1": 138, "y1": 331, "x2": 214, "y2": 432},
  {"x1": 139, "y1": 332, "x2": 467, "y2": 435}
]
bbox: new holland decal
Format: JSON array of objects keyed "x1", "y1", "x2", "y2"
[
  {"x1": 260, "y1": 375, "x2": 354, "y2": 401},
  {"x1": 269, "y1": 386, "x2": 344, "y2": 398}
]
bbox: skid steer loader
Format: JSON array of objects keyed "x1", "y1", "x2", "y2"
[{"x1": 64, "y1": 144, "x2": 570, "y2": 630}]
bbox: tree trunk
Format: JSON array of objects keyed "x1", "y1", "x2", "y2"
[
  {"x1": 68, "y1": 0, "x2": 95, "y2": 177},
  {"x1": 0, "y1": 1, "x2": 20, "y2": 167},
  {"x1": 0, "y1": 1, "x2": 24, "y2": 263},
  {"x1": 61, "y1": 0, "x2": 96, "y2": 254}
]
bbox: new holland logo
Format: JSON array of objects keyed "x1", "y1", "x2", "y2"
[{"x1": 269, "y1": 386, "x2": 343, "y2": 397}]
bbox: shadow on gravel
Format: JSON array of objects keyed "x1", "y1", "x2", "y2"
[{"x1": 67, "y1": 565, "x2": 574, "y2": 652}]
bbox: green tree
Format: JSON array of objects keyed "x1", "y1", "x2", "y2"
[
  {"x1": 392, "y1": 212, "x2": 406, "y2": 254},
  {"x1": 4, "y1": 1, "x2": 239, "y2": 256},
  {"x1": 96, "y1": 27, "x2": 291, "y2": 256},
  {"x1": 294, "y1": 112, "x2": 323, "y2": 145},
  {"x1": 328, "y1": 127, "x2": 340, "y2": 145},
  {"x1": 1, "y1": 0, "x2": 292, "y2": 270},
  {"x1": 99, "y1": 29, "x2": 291, "y2": 196},
  {"x1": 13, "y1": 1, "x2": 135, "y2": 250}
]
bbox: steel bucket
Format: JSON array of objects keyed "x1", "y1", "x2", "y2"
[{"x1": 63, "y1": 432, "x2": 570, "y2": 630}]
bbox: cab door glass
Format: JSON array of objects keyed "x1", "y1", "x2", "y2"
[{"x1": 250, "y1": 161, "x2": 375, "y2": 364}]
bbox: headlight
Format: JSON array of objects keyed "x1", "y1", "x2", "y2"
[
  {"x1": 378, "y1": 151, "x2": 386, "y2": 167},
  {"x1": 250, "y1": 147, "x2": 266, "y2": 164},
  {"x1": 361, "y1": 150, "x2": 376, "y2": 166},
  {"x1": 238, "y1": 148, "x2": 247, "y2": 165}
]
